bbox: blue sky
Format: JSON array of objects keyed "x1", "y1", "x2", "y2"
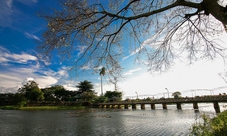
[{"x1": 1, "y1": 0, "x2": 227, "y2": 99}]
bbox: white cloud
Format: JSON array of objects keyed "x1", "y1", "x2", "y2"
[
  {"x1": 123, "y1": 46, "x2": 144, "y2": 60},
  {"x1": 63, "y1": 84, "x2": 77, "y2": 91},
  {"x1": 57, "y1": 66, "x2": 69, "y2": 77},
  {"x1": 6, "y1": 0, "x2": 12, "y2": 8},
  {"x1": 124, "y1": 68, "x2": 142, "y2": 76},
  {"x1": 0, "y1": 46, "x2": 37, "y2": 64},
  {"x1": 122, "y1": 32, "x2": 161, "y2": 61},
  {"x1": 35, "y1": 76, "x2": 58, "y2": 88},
  {"x1": 32, "y1": 0, "x2": 38, "y2": 3},
  {"x1": 119, "y1": 59, "x2": 227, "y2": 98},
  {"x1": 0, "y1": 47, "x2": 73, "y2": 92},
  {"x1": 0, "y1": 73, "x2": 21, "y2": 89},
  {"x1": 17, "y1": 0, "x2": 38, "y2": 5},
  {"x1": 0, "y1": 0, "x2": 13, "y2": 26},
  {"x1": 24, "y1": 32, "x2": 41, "y2": 41},
  {"x1": 77, "y1": 45, "x2": 88, "y2": 57},
  {"x1": 80, "y1": 65, "x2": 90, "y2": 70},
  {"x1": 21, "y1": 77, "x2": 34, "y2": 85}
]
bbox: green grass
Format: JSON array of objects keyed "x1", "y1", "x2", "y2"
[
  {"x1": 0, "y1": 105, "x2": 20, "y2": 110},
  {"x1": 0, "y1": 105, "x2": 86, "y2": 110}
]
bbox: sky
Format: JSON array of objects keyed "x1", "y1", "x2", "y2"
[{"x1": 1, "y1": 0, "x2": 227, "y2": 99}]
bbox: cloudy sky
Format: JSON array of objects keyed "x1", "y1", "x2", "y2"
[{"x1": 1, "y1": 0, "x2": 227, "y2": 99}]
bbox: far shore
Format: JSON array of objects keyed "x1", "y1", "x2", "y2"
[{"x1": 0, "y1": 105, "x2": 87, "y2": 110}]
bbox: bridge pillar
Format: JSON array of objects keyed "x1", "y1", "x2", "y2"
[
  {"x1": 106, "y1": 105, "x2": 110, "y2": 108},
  {"x1": 162, "y1": 103, "x2": 167, "y2": 109},
  {"x1": 213, "y1": 102, "x2": 220, "y2": 113},
  {"x1": 151, "y1": 104, "x2": 155, "y2": 109},
  {"x1": 176, "y1": 103, "x2": 182, "y2": 110},
  {"x1": 132, "y1": 104, "x2": 136, "y2": 109},
  {"x1": 193, "y1": 102, "x2": 199, "y2": 110},
  {"x1": 118, "y1": 105, "x2": 121, "y2": 109},
  {"x1": 141, "y1": 104, "x2": 145, "y2": 110},
  {"x1": 124, "y1": 104, "x2": 129, "y2": 109}
]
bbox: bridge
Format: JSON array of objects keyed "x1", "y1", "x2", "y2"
[{"x1": 96, "y1": 95, "x2": 227, "y2": 113}]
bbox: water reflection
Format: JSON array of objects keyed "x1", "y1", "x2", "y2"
[{"x1": 0, "y1": 106, "x2": 223, "y2": 136}]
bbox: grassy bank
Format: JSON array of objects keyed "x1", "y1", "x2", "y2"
[{"x1": 0, "y1": 105, "x2": 86, "y2": 110}]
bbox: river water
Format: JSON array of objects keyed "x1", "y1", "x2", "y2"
[{"x1": 0, "y1": 103, "x2": 226, "y2": 136}]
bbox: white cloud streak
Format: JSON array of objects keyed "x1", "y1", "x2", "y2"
[
  {"x1": 0, "y1": 0, "x2": 13, "y2": 26},
  {"x1": 124, "y1": 68, "x2": 142, "y2": 76},
  {"x1": 0, "y1": 46, "x2": 37, "y2": 64},
  {"x1": 24, "y1": 32, "x2": 41, "y2": 41}
]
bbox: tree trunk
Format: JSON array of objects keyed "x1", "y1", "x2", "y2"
[{"x1": 203, "y1": 0, "x2": 227, "y2": 25}]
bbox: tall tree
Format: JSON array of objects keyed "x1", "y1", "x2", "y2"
[
  {"x1": 99, "y1": 67, "x2": 106, "y2": 96},
  {"x1": 39, "y1": 0, "x2": 227, "y2": 75},
  {"x1": 18, "y1": 81, "x2": 44, "y2": 101},
  {"x1": 76, "y1": 80, "x2": 96, "y2": 102}
]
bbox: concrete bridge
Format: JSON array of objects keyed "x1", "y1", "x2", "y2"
[{"x1": 96, "y1": 95, "x2": 227, "y2": 113}]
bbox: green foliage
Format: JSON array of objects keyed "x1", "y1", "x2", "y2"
[
  {"x1": 93, "y1": 96, "x2": 108, "y2": 103},
  {"x1": 76, "y1": 80, "x2": 96, "y2": 102},
  {"x1": 52, "y1": 85, "x2": 67, "y2": 100},
  {"x1": 211, "y1": 110, "x2": 227, "y2": 135},
  {"x1": 42, "y1": 87, "x2": 56, "y2": 101},
  {"x1": 0, "y1": 106, "x2": 85, "y2": 110},
  {"x1": 18, "y1": 81, "x2": 44, "y2": 101},
  {"x1": 99, "y1": 67, "x2": 106, "y2": 76},
  {"x1": 145, "y1": 97, "x2": 152, "y2": 101},
  {"x1": 172, "y1": 91, "x2": 181, "y2": 99},
  {"x1": 104, "y1": 91, "x2": 122, "y2": 102},
  {"x1": 76, "y1": 80, "x2": 94, "y2": 93},
  {"x1": 189, "y1": 110, "x2": 227, "y2": 136},
  {"x1": 13, "y1": 93, "x2": 27, "y2": 107}
]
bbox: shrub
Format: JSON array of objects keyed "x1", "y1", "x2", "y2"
[{"x1": 189, "y1": 110, "x2": 227, "y2": 136}]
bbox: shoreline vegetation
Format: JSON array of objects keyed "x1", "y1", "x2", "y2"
[{"x1": 0, "y1": 105, "x2": 86, "y2": 110}]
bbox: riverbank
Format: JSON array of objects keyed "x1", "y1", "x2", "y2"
[{"x1": 0, "y1": 105, "x2": 86, "y2": 110}]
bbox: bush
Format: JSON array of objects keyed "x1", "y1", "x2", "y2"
[{"x1": 189, "y1": 110, "x2": 227, "y2": 136}]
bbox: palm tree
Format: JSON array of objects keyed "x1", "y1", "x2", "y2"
[
  {"x1": 99, "y1": 67, "x2": 106, "y2": 96},
  {"x1": 76, "y1": 80, "x2": 94, "y2": 93},
  {"x1": 76, "y1": 80, "x2": 95, "y2": 102}
]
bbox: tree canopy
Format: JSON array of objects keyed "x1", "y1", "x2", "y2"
[
  {"x1": 18, "y1": 81, "x2": 44, "y2": 101},
  {"x1": 39, "y1": 0, "x2": 227, "y2": 75},
  {"x1": 104, "y1": 91, "x2": 122, "y2": 102},
  {"x1": 172, "y1": 91, "x2": 182, "y2": 98},
  {"x1": 76, "y1": 80, "x2": 94, "y2": 93}
]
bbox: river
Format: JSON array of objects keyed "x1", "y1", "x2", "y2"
[{"x1": 0, "y1": 103, "x2": 226, "y2": 136}]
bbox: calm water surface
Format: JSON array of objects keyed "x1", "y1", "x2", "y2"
[{"x1": 0, "y1": 104, "x2": 226, "y2": 136}]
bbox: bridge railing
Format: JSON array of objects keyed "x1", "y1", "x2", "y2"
[{"x1": 98, "y1": 95, "x2": 227, "y2": 105}]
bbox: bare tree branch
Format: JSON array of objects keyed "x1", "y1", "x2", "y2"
[{"x1": 38, "y1": 0, "x2": 227, "y2": 76}]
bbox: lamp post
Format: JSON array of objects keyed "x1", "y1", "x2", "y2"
[
  {"x1": 135, "y1": 92, "x2": 138, "y2": 99},
  {"x1": 210, "y1": 90, "x2": 214, "y2": 95},
  {"x1": 165, "y1": 88, "x2": 170, "y2": 98}
]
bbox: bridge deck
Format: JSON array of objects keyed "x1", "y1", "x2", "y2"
[{"x1": 98, "y1": 95, "x2": 227, "y2": 105}]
